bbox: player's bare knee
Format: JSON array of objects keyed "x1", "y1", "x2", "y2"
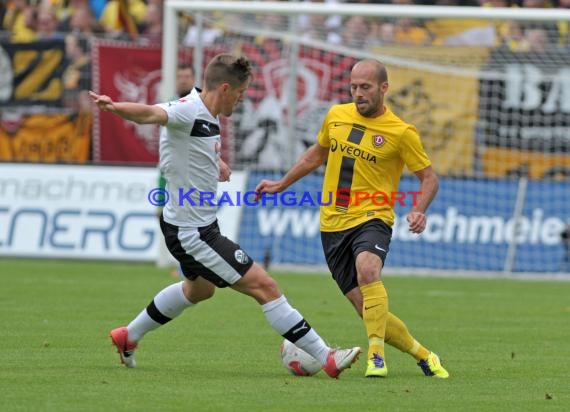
[
  {"x1": 356, "y1": 263, "x2": 381, "y2": 283},
  {"x1": 355, "y1": 251, "x2": 383, "y2": 283}
]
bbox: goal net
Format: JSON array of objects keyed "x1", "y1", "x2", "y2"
[{"x1": 163, "y1": 1, "x2": 570, "y2": 275}]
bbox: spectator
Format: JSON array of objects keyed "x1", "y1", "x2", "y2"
[
  {"x1": 63, "y1": 34, "x2": 91, "y2": 110},
  {"x1": 366, "y1": 21, "x2": 396, "y2": 47},
  {"x1": 183, "y1": 17, "x2": 222, "y2": 47},
  {"x1": 522, "y1": 27, "x2": 550, "y2": 50},
  {"x1": 99, "y1": 0, "x2": 147, "y2": 40},
  {"x1": 174, "y1": 64, "x2": 195, "y2": 98},
  {"x1": 68, "y1": 5, "x2": 101, "y2": 39},
  {"x1": 63, "y1": 35, "x2": 91, "y2": 90},
  {"x1": 480, "y1": 0, "x2": 512, "y2": 5},
  {"x1": 56, "y1": 0, "x2": 94, "y2": 31},
  {"x1": 139, "y1": 0, "x2": 162, "y2": 45},
  {"x1": 517, "y1": 0, "x2": 559, "y2": 46},
  {"x1": 35, "y1": 7, "x2": 65, "y2": 40},
  {"x1": 341, "y1": 15, "x2": 370, "y2": 48},
  {"x1": 502, "y1": 20, "x2": 527, "y2": 50},
  {"x1": 90, "y1": 0, "x2": 108, "y2": 20},
  {"x1": 301, "y1": 13, "x2": 342, "y2": 45},
  {"x1": 298, "y1": 0, "x2": 342, "y2": 38},
  {"x1": 394, "y1": 18, "x2": 432, "y2": 45},
  {"x1": 522, "y1": 0, "x2": 550, "y2": 7},
  {"x1": 2, "y1": 0, "x2": 37, "y2": 42},
  {"x1": 253, "y1": 10, "x2": 287, "y2": 45}
]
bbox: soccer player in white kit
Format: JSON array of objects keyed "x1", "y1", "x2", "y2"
[{"x1": 89, "y1": 54, "x2": 361, "y2": 378}]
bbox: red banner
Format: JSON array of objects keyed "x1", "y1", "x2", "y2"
[{"x1": 92, "y1": 40, "x2": 161, "y2": 164}]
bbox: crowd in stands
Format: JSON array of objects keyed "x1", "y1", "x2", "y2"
[
  {"x1": 0, "y1": 0, "x2": 568, "y2": 110},
  {"x1": 302, "y1": 0, "x2": 569, "y2": 50}
]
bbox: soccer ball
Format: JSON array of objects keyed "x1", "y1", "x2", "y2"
[{"x1": 280, "y1": 339, "x2": 321, "y2": 376}]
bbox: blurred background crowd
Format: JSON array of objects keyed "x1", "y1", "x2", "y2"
[{"x1": 1, "y1": 0, "x2": 569, "y2": 109}]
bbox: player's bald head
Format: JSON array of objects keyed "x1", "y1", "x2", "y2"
[{"x1": 352, "y1": 59, "x2": 388, "y2": 84}]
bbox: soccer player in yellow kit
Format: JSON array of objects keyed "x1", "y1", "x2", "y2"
[{"x1": 256, "y1": 59, "x2": 449, "y2": 378}]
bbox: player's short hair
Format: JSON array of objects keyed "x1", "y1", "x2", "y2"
[
  {"x1": 203, "y1": 54, "x2": 252, "y2": 90},
  {"x1": 376, "y1": 62, "x2": 388, "y2": 84}
]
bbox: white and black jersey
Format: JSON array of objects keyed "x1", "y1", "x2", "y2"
[
  {"x1": 156, "y1": 88, "x2": 254, "y2": 287},
  {"x1": 157, "y1": 88, "x2": 221, "y2": 228}
]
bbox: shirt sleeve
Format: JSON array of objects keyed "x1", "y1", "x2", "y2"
[
  {"x1": 399, "y1": 125, "x2": 431, "y2": 172},
  {"x1": 316, "y1": 109, "x2": 332, "y2": 147},
  {"x1": 156, "y1": 99, "x2": 197, "y2": 129}
]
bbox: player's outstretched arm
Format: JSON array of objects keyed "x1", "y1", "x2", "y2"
[
  {"x1": 88, "y1": 91, "x2": 167, "y2": 126},
  {"x1": 255, "y1": 143, "x2": 328, "y2": 195}
]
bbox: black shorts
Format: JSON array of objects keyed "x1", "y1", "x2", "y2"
[
  {"x1": 160, "y1": 215, "x2": 254, "y2": 288},
  {"x1": 321, "y1": 219, "x2": 392, "y2": 295}
]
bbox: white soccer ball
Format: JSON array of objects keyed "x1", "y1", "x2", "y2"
[{"x1": 280, "y1": 339, "x2": 321, "y2": 376}]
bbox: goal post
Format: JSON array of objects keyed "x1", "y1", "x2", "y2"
[{"x1": 161, "y1": 1, "x2": 570, "y2": 275}]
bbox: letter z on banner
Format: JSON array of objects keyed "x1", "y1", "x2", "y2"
[{"x1": 91, "y1": 39, "x2": 161, "y2": 164}]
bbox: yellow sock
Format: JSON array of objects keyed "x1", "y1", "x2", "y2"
[
  {"x1": 385, "y1": 312, "x2": 430, "y2": 361},
  {"x1": 409, "y1": 339, "x2": 430, "y2": 361},
  {"x1": 360, "y1": 281, "x2": 388, "y2": 359}
]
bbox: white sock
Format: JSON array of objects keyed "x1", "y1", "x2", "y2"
[
  {"x1": 127, "y1": 281, "x2": 193, "y2": 342},
  {"x1": 261, "y1": 295, "x2": 330, "y2": 364}
]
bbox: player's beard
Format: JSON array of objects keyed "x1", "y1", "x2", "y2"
[{"x1": 355, "y1": 94, "x2": 382, "y2": 118}]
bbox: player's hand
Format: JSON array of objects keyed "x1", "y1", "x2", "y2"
[
  {"x1": 218, "y1": 159, "x2": 231, "y2": 182},
  {"x1": 88, "y1": 90, "x2": 115, "y2": 112},
  {"x1": 407, "y1": 211, "x2": 426, "y2": 234},
  {"x1": 254, "y1": 179, "x2": 283, "y2": 201}
]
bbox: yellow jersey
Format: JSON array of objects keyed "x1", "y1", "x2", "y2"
[{"x1": 317, "y1": 103, "x2": 430, "y2": 231}]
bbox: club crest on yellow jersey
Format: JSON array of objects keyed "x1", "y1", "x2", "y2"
[{"x1": 372, "y1": 135, "x2": 385, "y2": 147}]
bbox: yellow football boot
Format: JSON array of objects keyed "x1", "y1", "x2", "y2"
[
  {"x1": 417, "y1": 352, "x2": 449, "y2": 379},
  {"x1": 365, "y1": 353, "x2": 388, "y2": 377}
]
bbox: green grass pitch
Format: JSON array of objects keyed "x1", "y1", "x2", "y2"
[{"x1": 1, "y1": 259, "x2": 569, "y2": 411}]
